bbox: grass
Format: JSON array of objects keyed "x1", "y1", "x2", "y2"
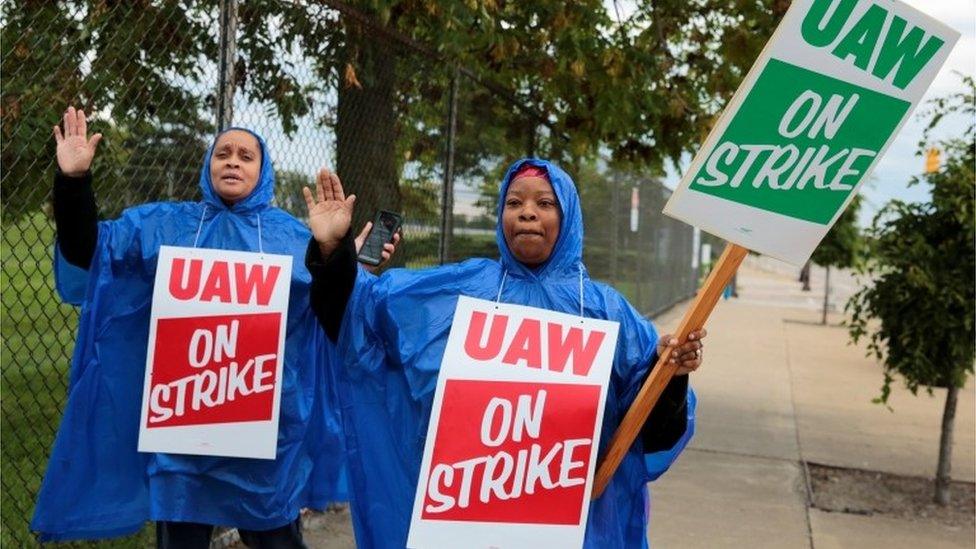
[
  {"x1": 1, "y1": 213, "x2": 153, "y2": 547},
  {"x1": 0, "y1": 215, "x2": 684, "y2": 546},
  {"x1": 0, "y1": 218, "x2": 490, "y2": 547}
]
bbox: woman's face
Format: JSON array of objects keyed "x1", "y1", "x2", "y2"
[
  {"x1": 502, "y1": 175, "x2": 561, "y2": 268},
  {"x1": 209, "y1": 130, "x2": 261, "y2": 204}
]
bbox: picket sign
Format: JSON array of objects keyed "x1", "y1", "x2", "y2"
[
  {"x1": 664, "y1": 0, "x2": 960, "y2": 265},
  {"x1": 407, "y1": 296, "x2": 619, "y2": 549},
  {"x1": 137, "y1": 246, "x2": 292, "y2": 460},
  {"x1": 593, "y1": 0, "x2": 959, "y2": 498}
]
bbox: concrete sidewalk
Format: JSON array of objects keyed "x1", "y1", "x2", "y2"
[
  {"x1": 648, "y1": 258, "x2": 975, "y2": 548},
  {"x1": 301, "y1": 258, "x2": 974, "y2": 548}
]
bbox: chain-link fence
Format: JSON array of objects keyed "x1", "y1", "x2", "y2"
[{"x1": 1, "y1": 1, "x2": 702, "y2": 546}]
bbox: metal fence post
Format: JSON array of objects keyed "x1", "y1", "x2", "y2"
[
  {"x1": 634, "y1": 184, "x2": 644, "y2": 310},
  {"x1": 526, "y1": 121, "x2": 537, "y2": 158},
  {"x1": 0, "y1": 5, "x2": 719, "y2": 540},
  {"x1": 217, "y1": 0, "x2": 238, "y2": 131},
  {"x1": 438, "y1": 67, "x2": 459, "y2": 265},
  {"x1": 610, "y1": 173, "x2": 619, "y2": 286}
]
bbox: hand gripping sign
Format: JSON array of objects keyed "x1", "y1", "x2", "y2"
[
  {"x1": 137, "y1": 246, "x2": 292, "y2": 459},
  {"x1": 594, "y1": 0, "x2": 959, "y2": 497},
  {"x1": 407, "y1": 296, "x2": 619, "y2": 549}
]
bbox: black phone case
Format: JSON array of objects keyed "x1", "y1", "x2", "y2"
[{"x1": 357, "y1": 210, "x2": 402, "y2": 266}]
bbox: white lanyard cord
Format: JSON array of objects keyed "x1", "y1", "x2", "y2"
[
  {"x1": 257, "y1": 213, "x2": 264, "y2": 253},
  {"x1": 192, "y1": 205, "x2": 208, "y2": 248},
  {"x1": 191, "y1": 206, "x2": 264, "y2": 253},
  {"x1": 495, "y1": 269, "x2": 508, "y2": 303},
  {"x1": 578, "y1": 263, "x2": 585, "y2": 318},
  {"x1": 494, "y1": 265, "x2": 586, "y2": 319}
]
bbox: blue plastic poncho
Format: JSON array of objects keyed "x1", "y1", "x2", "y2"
[
  {"x1": 334, "y1": 158, "x2": 695, "y2": 548},
  {"x1": 32, "y1": 129, "x2": 346, "y2": 541}
]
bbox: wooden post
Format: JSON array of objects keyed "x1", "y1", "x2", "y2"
[{"x1": 591, "y1": 243, "x2": 749, "y2": 499}]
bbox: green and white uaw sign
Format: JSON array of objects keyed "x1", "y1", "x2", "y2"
[{"x1": 663, "y1": 0, "x2": 960, "y2": 265}]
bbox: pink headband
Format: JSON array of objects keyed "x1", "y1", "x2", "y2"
[{"x1": 511, "y1": 165, "x2": 548, "y2": 182}]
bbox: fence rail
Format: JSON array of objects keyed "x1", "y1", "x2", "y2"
[{"x1": 1, "y1": 1, "x2": 701, "y2": 545}]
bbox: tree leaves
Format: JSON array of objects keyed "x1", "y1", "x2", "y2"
[
  {"x1": 846, "y1": 76, "x2": 976, "y2": 401},
  {"x1": 1, "y1": 0, "x2": 216, "y2": 222},
  {"x1": 2, "y1": 0, "x2": 783, "y2": 223},
  {"x1": 811, "y1": 195, "x2": 863, "y2": 270}
]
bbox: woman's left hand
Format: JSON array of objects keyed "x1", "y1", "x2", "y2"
[
  {"x1": 657, "y1": 328, "x2": 707, "y2": 376},
  {"x1": 354, "y1": 222, "x2": 401, "y2": 273}
]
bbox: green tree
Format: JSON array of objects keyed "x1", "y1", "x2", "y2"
[
  {"x1": 274, "y1": 169, "x2": 313, "y2": 218},
  {"x1": 284, "y1": 0, "x2": 787, "y2": 228},
  {"x1": 846, "y1": 76, "x2": 975, "y2": 506},
  {"x1": 811, "y1": 195, "x2": 862, "y2": 324},
  {"x1": 1, "y1": 0, "x2": 217, "y2": 222},
  {"x1": 4, "y1": 0, "x2": 785, "y2": 228}
]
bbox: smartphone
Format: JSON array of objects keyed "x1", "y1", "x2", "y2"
[{"x1": 357, "y1": 210, "x2": 403, "y2": 266}]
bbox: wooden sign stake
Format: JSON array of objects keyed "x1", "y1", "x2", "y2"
[{"x1": 592, "y1": 243, "x2": 748, "y2": 499}]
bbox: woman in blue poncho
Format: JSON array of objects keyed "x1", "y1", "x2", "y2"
[
  {"x1": 32, "y1": 107, "x2": 393, "y2": 547},
  {"x1": 302, "y1": 160, "x2": 706, "y2": 548}
]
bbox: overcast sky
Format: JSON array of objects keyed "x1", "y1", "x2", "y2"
[
  {"x1": 857, "y1": 0, "x2": 975, "y2": 225},
  {"x1": 651, "y1": 0, "x2": 975, "y2": 226}
]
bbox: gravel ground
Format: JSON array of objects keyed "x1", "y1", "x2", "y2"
[
  {"x1": 299, "y1": 506, "x2": 356, "y2": 549},
  {"x1": 809, "y1": 462, "x2": 976, "y2": 528}
]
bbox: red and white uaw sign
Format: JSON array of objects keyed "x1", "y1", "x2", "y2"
[
  {"x1": 407, "y1": 296, "x2": 619, "y2": 549},
  {"x1": 137, "y1": 245, "x2": 292, "y2": 459}
]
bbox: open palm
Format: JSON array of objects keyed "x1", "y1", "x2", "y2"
[
  {"x1": 54, "y1": 106, "x2": 101, "y2": 177},
  {"x1": 304, "y1": 169, "x2": 356, "y2": 255}
]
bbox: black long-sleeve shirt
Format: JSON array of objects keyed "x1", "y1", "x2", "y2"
[
  {"x1": 55, "y1": 163, "x2": 688, "y2": 452},
  {"x1": 51, "y1": 167, "x2": 361, "y2": 352},
  {"x1": 305, "y1": 237, "x2": 688, "y2": 452},
  {"x1": 306, "y1": 233, "x2": 358, "y2": 342},
  {"x1": 52, "y1": 170, "x2": 99, "y2": 270},
  {"x1": 51, "y1": 168, "x2": 360, "y2": 349}
]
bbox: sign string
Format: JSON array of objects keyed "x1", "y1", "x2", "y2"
[
  {"x1": 192, "y1": 205, "x2": 208, "y2": 248},
  {"x1": 578, "y1": 263, "x2": 585, "y2": 320},
  {"x1": 495, "y1": 270, "x2": 508, "y2": 304},
  {"x1": 494, "y1": 264, "x2": 587, "y2": 319},
  {"x1": 190, "y1": 205, "x2": 265, "y2": 254},
  {"x1": 256, "y1": 213, "x2": 264, "y2": 254}
]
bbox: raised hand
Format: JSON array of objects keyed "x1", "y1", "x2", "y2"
[
  {"x1": 54, "y1": 106, "x2": 102, "y2": 177},
  {"x1": 303, "y1": 168, "x2": 356, "y2": 257},
  {"x1": 355, "y1": 222, "x2": 402, "y2": 273},
  {"x1": 658, "y1": 328, "x2": 707, "y2": 376}
]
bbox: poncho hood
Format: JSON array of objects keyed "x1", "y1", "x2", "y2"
[
  {"x1": 198, "y1": 127, "x2": 276, "y2": 214},
  {"x1": 495, "y1": 158, "x2": 584, "y2": 279},
  {"x1": 34, "y1": 129, "x2": 346, "y2": 541},
  {"x1": 332, "y1": 158, "x2": 694, "y2": 549}
]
